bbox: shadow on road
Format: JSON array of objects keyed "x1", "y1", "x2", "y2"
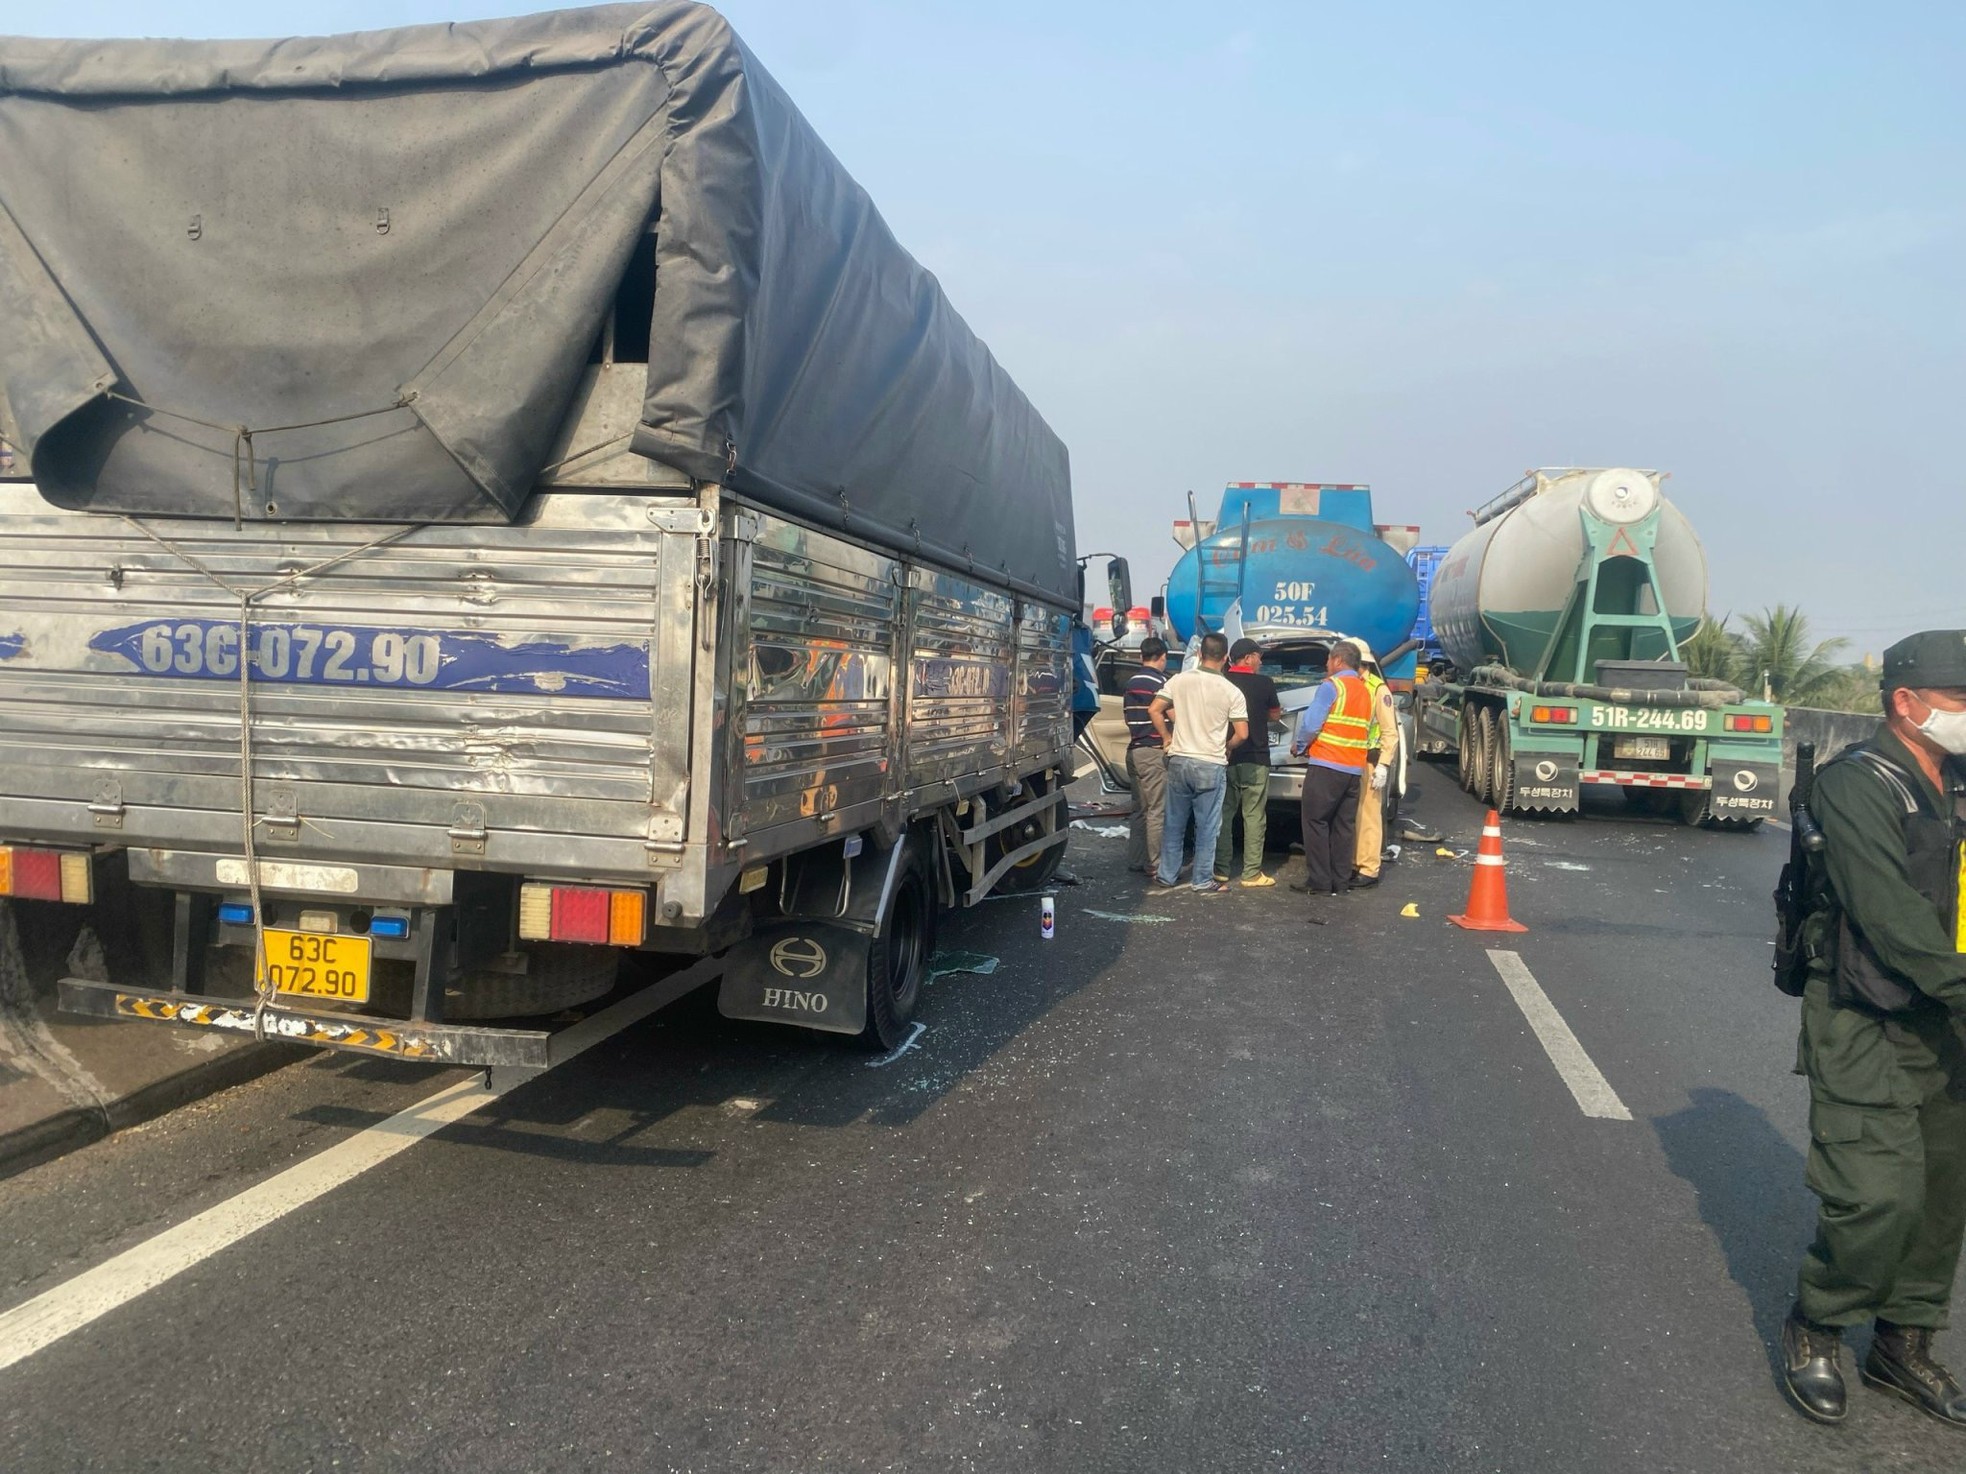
[
  {"x1": 288, "y1": 875, "x2": 1130, "y2": 1159},
  {"x1": 1654, "y1": 1086, "x2": 1813, "y2": 1381}
]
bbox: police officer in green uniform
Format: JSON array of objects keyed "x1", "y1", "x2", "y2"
[{"x1": 1782, "y1": 629, "x2": 1966, "y2": 1428}]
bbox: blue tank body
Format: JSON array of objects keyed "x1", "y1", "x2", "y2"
[
  {"x1": 1165, "y1": 483, "x2": 1422, "y2": 662},
  {"x1": 1405, "y1": 545, "x2": 1450, "y2": 663}
]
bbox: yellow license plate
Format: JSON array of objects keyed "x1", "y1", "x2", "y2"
[{"x1": 259, "y1": 929, "x2": 372, "y2": 1004}]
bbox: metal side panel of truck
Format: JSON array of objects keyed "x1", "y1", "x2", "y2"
[{"x1": 0, "y1": 483, "x2": 1073, "y2": 1066}]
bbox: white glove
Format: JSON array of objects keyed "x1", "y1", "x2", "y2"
[{"x1": 1371, "y1": 764, "x2": 1390, "y2": 792}]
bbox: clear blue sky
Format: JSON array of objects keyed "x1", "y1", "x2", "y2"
[{"x1": 4, "y1": 2, "x2": 1961, "y2": 654}]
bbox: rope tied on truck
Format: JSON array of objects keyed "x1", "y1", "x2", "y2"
[
  {"x1": 118, "y1": 516, "x2": 426, "y2": 1040},
  {"x1": 102, "y1": 389, "x2": 416, "y2": 530}
]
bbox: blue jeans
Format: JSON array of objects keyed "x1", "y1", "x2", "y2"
[{"x1": 1157, "y1": 756, "x2": 1228, "y2": 888}]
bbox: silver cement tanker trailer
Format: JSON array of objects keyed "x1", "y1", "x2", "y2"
[{"x1": 1413, "y1": 468, "x2": 1783, "y2": 826}]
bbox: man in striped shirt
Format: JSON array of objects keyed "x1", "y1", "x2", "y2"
[{"x1": 1124, "y1": 637, "x2": 1170, "y2": 873}]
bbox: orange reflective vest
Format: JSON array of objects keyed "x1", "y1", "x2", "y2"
[{"x1": 1308, "y1": 672, "x2": 1373, "y2": 771}]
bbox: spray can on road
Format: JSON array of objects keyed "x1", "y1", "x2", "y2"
[{"x1": 1040, "y1": 894, "x2": 1055, "y2": 940}]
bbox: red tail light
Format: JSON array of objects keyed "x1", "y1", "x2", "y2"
[
  {"x1": 0, "y1": 846, "x2": 92, "y2": 903},
  {"x1": 518, "y1": 884, "x2": 646, "y2": 946}
]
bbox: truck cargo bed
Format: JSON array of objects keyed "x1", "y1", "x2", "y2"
[{"x1": 0, "y1": 487, "x2": 695, "y2": 881}]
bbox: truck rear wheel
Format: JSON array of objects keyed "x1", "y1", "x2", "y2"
[
  {"x1": 445, "y1": 945, "x2": 619, "y2": 1021},
  {"x1": 1471, "y1": 708, "x2": 1497, "y2": 805},
  {"x1": 1493, "y1": 724, "x2": 1516, "y2": 815},
  {"x1": 861, "y1": 852, "x2": 933, "y2": 1051},
  {"x1": 1456, "y1": 710, "x2": 1477, "y2": 794}
]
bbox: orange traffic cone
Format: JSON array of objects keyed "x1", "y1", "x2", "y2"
[{"x1": 1449, "y1": 809, "x2": 1527, "y2": 933}]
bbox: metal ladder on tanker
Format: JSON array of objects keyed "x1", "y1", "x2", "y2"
[{"x1": 1184, "y1": 491, "x2": 1253, "y2": 636}]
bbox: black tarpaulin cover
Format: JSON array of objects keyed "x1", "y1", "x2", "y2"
[{"x1": 0, "y1": 3, "x2": 1076, "y2": 602}]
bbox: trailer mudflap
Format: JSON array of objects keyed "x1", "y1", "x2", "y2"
[
  {"x1": 1511, "y1": 749, "x2": 1582, "y2": 813},
  {"x1": 56, "y1": 978, "x2": 551, "y2": 1069},
  {"x1": 1706, "y1": 757, "x2": 1781, "y2": 820},
  {"x1": 719, "y1": 923, "x2": 869, "y2": 1036}
]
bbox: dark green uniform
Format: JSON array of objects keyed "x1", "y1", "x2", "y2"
[{"x1": 1795, "y1": 727, "x2": 1966, "y2": 1329}]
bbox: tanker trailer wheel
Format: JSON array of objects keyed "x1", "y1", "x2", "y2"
[
  {"x1": 860, "y1": 851, "x2": 934, "y2": 1052},
  {"x1": 1456, "y1": 710, "x2": 1478, "y2": 795},
  {"x1": 1470, "y1": 708, "x2": 1498, "y2": 805},
  {"x1": 1678, "y1": 789, "x2": 1717, "y2": 828},
  {"x1": 1480, "y1": 709, "x2": 1507, "y2": 808},
  {"x1": 1493, "y1": 725, "x2": 1517, "y2": 816},
  {"x1": 444, "y1": 945, "x2": 620, "y2": 1021}
]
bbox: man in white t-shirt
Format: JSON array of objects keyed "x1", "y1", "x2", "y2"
[{"x1": 1147, "y1": 632, "x2": 1248, "y2": 893}]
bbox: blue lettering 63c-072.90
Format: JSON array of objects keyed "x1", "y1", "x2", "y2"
[{"x1": 88, "y1": 619, "x2": 651, "y2": 700}]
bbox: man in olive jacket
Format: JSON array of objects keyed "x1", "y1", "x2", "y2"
[{"x1": 1781, "y1": 629, "x2": 1966, "y2": 1429}]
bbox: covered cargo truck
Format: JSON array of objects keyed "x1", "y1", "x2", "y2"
[
  {"x1": 1412, "y1": 468, "x2": 1782, "y2": 826},
  {"x1": 0, "y1": 3, "x2": 1080, "y2": 1066}
]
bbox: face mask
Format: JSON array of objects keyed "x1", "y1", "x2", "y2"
[{"x1": 1911, "y1": 695, "x2": 1966, "y2": 756}]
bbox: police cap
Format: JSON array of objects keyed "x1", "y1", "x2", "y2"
[{"x1": 1881, "y1": 629, "x2": 1966, "y2": 692}]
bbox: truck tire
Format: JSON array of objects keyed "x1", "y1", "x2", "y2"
[
  {"x1": 1482, "y1": 709, "x2": 1507, "y2": 808},
  {"x1": 1472, "y1": 707, "x2": 1497, "y2": 805},
  {"x1": 861, "y1": 851, "x2": 933, "y2": 1051},
  {"x1": 1493, "y1": 724, "x2": 1517, "y2": 815},
  {"x1": 1457, "y1": 709, "x2": 1478, "y2": 795},
  {"x1": 444, "y1": 945, "x2": 620, "y2": 1021}
]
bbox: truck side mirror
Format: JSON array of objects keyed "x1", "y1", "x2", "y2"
[
  {"x1": 1150, "y1": 595, "x2": 1165, "y2": 619},
  {"x1": 1106, "y1": 558, "x2": 1132, "y2": 639}
]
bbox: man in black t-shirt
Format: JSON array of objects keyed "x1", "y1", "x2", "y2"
[
  {"x1": 1122, "y1": 637, "x2": 1170, "y2": 873},
  {"x1": 1216, "y1": 638, "x2": 1283, "y2": 886}
]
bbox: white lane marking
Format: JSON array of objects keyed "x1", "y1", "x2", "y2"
[
  {"x1": 0, "y1": 957, "x2": 720, "y2": 1375},
  {"x1": 1484, "y1": 950, "x2": 1632, "y2": 1122}
]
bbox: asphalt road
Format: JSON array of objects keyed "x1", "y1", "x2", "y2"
[{"x1": 0, "y1": 768, "x2": 1960, "y2": 1472}]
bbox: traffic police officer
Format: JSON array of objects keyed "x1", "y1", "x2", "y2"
[
  {"x1": 1782, "y1": 629, "x2": 1966, "y2": 1429},
  {"x1": 1344, "y1": 639, "x2": 1401, "y2": 890}
]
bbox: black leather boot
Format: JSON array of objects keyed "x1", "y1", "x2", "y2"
[
  {"x1": 1781, "y1": 1308, "x2": 1848, "y2": 1424},
  {"x1": 1863, "y1": 1321, "x2": 1966, "y2": 1429}
]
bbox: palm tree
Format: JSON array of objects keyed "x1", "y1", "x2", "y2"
[
  {"x1": 1739, "y1": 605, "x2": 1848, "y2": 706},
  {"x1": 1811, "y1": 662, "x2": 1884, "y2": 715},
  {"x1": 1680, "y1": 612, "x2": 1742, "y2": 684}
]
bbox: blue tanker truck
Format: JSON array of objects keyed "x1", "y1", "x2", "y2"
[{"x1": 1159, "y1": 482, "x2": 1425, "y2": 826}]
